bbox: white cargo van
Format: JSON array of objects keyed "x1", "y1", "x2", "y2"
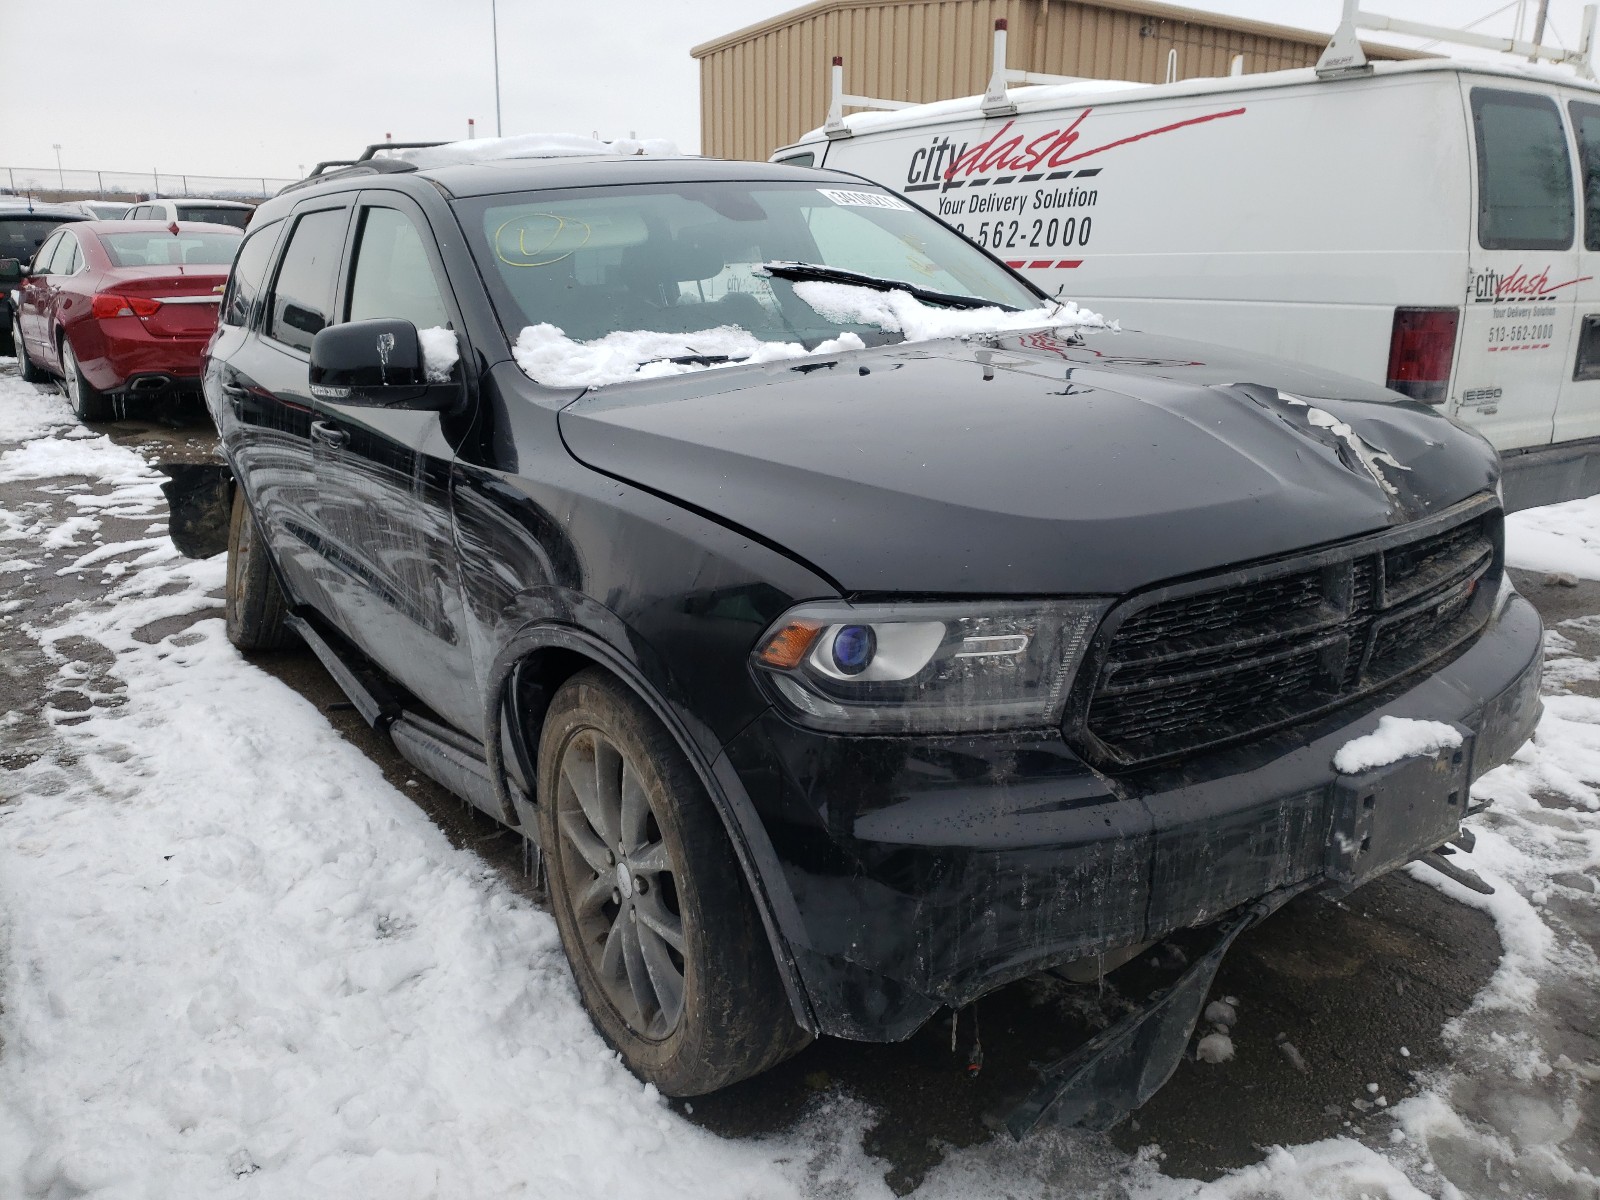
[{"x1": 773, "y1": 26, "x2": 1600, "y2": 508}]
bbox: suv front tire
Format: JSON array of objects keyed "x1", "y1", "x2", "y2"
[{"x1": 538, "y1": 668, "x2": 810, "y2": 1095}]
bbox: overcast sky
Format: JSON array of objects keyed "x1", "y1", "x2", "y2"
[{"x1": 0, "y1": 0, "x2": 1594, "y2": 183}]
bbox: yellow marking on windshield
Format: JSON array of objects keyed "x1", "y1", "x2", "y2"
[{"x1": 493, "y1": 214, "x2": 592, "y2": 267}]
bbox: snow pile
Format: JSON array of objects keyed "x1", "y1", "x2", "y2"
[
  {"x1": 1332, "y1": 715, "x2": 1463, "y2": 774},
  {"x1": 1203, "y1": 999, "x2": 1237, "y2": 1028},
  {"x1": 417, "y1": 325, "x2": 459, "y2": 382},
  {"x1": 1195, "y1": 1033, "x2": 1235, "y2": 1065},
  {"x1": 792, "y1": 280, "x2": 1110, "y2": 342},
  {"x1": 0, "y1": 378, "x2": 843, "y2": 1198},
  {"x1": 1506, "y1": 492, "x2": 1600, "y2": 579},
  {"x1": 397, "y1": 133, "x2": 680, "y2": 170},
  {"x1": 512, "y1": 323, "x2": 866, "y2": 389}
]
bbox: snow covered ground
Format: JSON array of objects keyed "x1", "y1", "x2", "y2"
[{"x1": 0, "y1": 363, "x2": 1595, "y2": 1198}]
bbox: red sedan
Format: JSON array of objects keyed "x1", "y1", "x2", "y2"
[{"x1": 7, "y1": 221, "x2": 241, "y2": 421}]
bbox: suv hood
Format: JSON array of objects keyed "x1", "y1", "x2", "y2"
[{"x1": 556, "y1": 328, "x2": 1499, "y2": 595}]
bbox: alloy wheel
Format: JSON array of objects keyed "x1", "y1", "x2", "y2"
[
  {"x1": 62, "y1": 341, "x2": 81, "y2": 409},
  {"x1": 554, "y1": 727, "x2": 687, "y2": 1040}
]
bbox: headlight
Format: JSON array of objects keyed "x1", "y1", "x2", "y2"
[{"x1": 751, "y1": 599, "x2": 1109, "y2": 734}]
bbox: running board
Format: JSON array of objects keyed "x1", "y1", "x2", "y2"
[
  {"x1": 284, "y1": 614, "x2": 402, "y2": 728},
  {"x1": 389, "y1": 711, "x2": 515, "y2": 825},
  {"x1": 284, "y1": 613, "x2": 516, "y2": 826},
  {"x1": 1007, "y1": 880, "x2": 1314, "y2": 1139}
]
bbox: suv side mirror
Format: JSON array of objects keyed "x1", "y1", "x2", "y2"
[
  {"x1": 0, "y1": 258, "x2": 25, "y2": 285},
  {"x1": 309, "y1": 318, "x2": 462, "y2": 412}
]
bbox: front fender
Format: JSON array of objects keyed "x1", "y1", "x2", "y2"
[{"x1": 482, "y1": 612, "x2": 819, "y2": 1035}]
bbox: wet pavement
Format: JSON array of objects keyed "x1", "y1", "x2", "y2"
[{"x1": 3, "y1": 370, "x2": 1596, "y2": 1196}]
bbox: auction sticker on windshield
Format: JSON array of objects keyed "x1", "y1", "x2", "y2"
[{"x1": 817, "y1": 188, "x2": 911, "y2": 210}]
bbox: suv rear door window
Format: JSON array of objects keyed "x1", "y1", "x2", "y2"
[
  {"x1": 346, "y1": 206, "x2": 451, "y2": 331},
  {"x1": 1472, "y1": 88, "x2": 1575, "y2": 250},
  {"x1": 267, "y1": 207, "x2": 349, "y2": 352},
  {"x1": 221, "y1": 221, "x2": 281, "y2": 328}
]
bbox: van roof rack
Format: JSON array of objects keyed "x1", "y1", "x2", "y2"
[
  {"x1": 276, "y1": 142, "x2": 448, "y2": 197},
  {"x1": 1318, "y1": 0, "x2": 1598, "y2": 79},
  {"x1": 824, "y1": 19, "x2": 1133, "y2": 135}
]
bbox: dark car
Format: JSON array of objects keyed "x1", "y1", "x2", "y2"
[
  {"x1": 191, "y1": 150, "x2": 1542, "y2": 1113},
  {"x1": 3, "y1": 221, "x2": 241, "y2": 420},
  {"x1": 0, "y1": 204, "x2": 87, "y2": 355}
]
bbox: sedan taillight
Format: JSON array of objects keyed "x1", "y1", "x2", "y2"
[{"x1": 91, "y1": 293, "x2": 162, "y2": 319}]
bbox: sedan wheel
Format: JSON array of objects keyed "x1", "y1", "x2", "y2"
[
  {"x1": 14, "y1": 320, "x2": 46, "y2": 383},
  {"x1": 538, "y1": 669, "x2": 810, "y2": 1095},
  {"x1": 61, "y1": 338, "x2": 111, "y2": 422}
]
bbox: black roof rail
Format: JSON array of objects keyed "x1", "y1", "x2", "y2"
[{"x1": 276, "y1": 142, "x2": 450, "y2": 198}]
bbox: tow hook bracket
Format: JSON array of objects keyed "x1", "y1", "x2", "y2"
[
  {"x1": 1006, "y1": 880, "x2": 1314, "y2": 1140},
  {"x1": 1418, "y1": 849, "x2": 1495, "y2": 895}
]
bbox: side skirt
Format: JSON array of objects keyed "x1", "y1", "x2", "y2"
[{"x1": 284, "y1": 612, "x2": 514, "y2": 828}]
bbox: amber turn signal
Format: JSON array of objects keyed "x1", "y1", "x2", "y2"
[{"x1": 756, "y1": 620, "x2": 823, "y2": 669}]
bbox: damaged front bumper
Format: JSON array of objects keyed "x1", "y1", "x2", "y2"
[{"x1": 720, "y1": 584, "x2": 1544, "y2": 1043}]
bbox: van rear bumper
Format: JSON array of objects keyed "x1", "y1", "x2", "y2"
[
  {"x1": 1500, "y1": 435, "x2": 1600, "y2": 512},
  {"x1": 721, "y1": 586, "x2": 1543, "y2": 1042}
]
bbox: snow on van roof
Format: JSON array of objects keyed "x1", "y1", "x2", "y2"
[
  {"x1": 397, "y1": 133, "x2": 681, "y2": 169},
  {"x1": 790, "y1": 57, "x2": 1600, "y2": 145}
]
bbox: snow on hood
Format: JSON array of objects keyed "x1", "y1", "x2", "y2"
[
  {"x1": 513, "y1": 324, "x2": 867, "y2": 389},
  {"x1": 792, "y1": 280, "x2": 1111, "y2": 342},
  {"x1": 512, "y1": 284, "x2": 1111, "y2": 389},
  {"x1": 398, "y1": 133, "x2": 680, "y2": 169}
]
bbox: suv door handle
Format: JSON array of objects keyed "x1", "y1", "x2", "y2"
[{"x1": 310, "y1": 420, "x2": 349, "y2": 450}]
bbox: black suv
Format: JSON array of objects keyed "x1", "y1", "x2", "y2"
[
  {"x1": 197, "y1": 148, "x2": 1543, "y2": 1110},
  {"x1": 0, "y1": 203, "x2": 86, "y2": 354}
]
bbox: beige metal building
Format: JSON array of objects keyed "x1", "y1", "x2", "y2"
[{"x1": 691, "y1": 0, "x2": 1425, "y2": 161}]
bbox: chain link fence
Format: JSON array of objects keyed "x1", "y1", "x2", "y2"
[{"x1": 1, "y1": 165, "x2": 297, "y2": 202}]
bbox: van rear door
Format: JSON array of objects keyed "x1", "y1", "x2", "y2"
[
  {"x1": 1552, "y1": 98, "x2": 1600, "y2": 444},
  {"x1": 1454, "y1": 85, "x2": 1581, "y2": 451}
]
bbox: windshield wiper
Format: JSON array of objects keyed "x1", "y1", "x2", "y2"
[
  {"x1": 660, "y1": 354, "x2": 735, "y2": 366},
  {"x1": 758, "y1": 261, "x2": 1014, "y2": 311}
]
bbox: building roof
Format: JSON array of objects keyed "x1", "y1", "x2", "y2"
[{"x1": 690, "y1": 0, "x2": 1431, "y2": 60}]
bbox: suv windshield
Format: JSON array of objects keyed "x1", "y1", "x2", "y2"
[{"x1": 455, "y1": 181, "x2": 1041, "y2": 347}]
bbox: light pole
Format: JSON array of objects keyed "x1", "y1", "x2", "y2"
[
  {"x1": 491, "y1": 0, "x2": 503, "y2": 137},
  {"x1": 51, "y1": 144, "x2": 63, "y2": 192}
]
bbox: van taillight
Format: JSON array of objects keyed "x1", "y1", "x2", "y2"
[{"x1": 1386, "y1": 308, "x2": 1458, "y2": 403}]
